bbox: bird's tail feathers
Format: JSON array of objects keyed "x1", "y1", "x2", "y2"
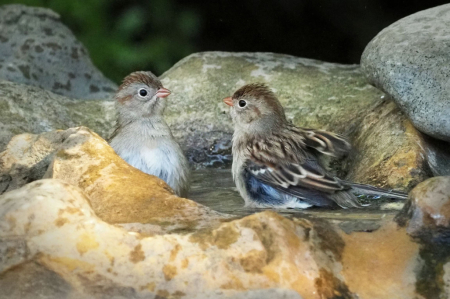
[
  {"x1": 344, "y1": 181, "x2": 408, "y2": 200},
  {"x1": 330, "y1": 191, "x2": 366, "y2": 209}
]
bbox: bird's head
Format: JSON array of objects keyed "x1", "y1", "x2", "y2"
[
  {"x1": 223, "y1": 83, "x2": 287, "y2": 135},
  {"x1": 115, "y1": 71, "x2": 171, "y2": 122}
]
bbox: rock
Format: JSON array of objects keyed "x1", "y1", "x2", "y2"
[
  {"x1": 345, "y1": 100, "x2": 429, "y2": 190},
  {"x1": 0, "y1": 80, "x2": 116, "y2": 152},
  {"x1": 339, "y1": 222, "x2": 420, "y2": 298},
  {"x1": 421, "y1": 134, "x2": 450, "y2": 177},
  {"x1": 161, "y1": 52, "x2": 383, "y2": 150},
  {"x1": 0, "y1": 128, "x2": 78, "y2": 194},
  {"x1": 161, "y1": 51, "x2": 430, "y2": 190},
  {"x1": 1, "y1": 127, "x2": 221, "y2": 231},
  {"x1": 2, "y1": 178, "x2": 446, "y2": 298},
  {"x1": 361, "y1": 4, "x2": 450, "y2": 142},
  {"x1": 0, "y1": 4, "x2": 117, "y2": 99},
  {"x1": 0, "y1": 180, "x2": 330, "y2": 298},
  {"x1": 396, "y1": 176, "x2": 450, "y2": 242},
  {"x1": 0, "y1": 262, "x2": 79, "y2": 299}
]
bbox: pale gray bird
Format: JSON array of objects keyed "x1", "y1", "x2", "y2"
[
  {"x1": 224, "y1": 83, "x2": 406, "y2": 209},
  {"x1": 109, "y1": 71, "x2": 190, "y2": 197}
]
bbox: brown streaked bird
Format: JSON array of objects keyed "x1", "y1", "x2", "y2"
[
  {"x1": 223, "y1": 83, "x2": 406, "y2": 209},
  {"x1": 109, "y1": 71, "x2": 190, "y2": 197}
]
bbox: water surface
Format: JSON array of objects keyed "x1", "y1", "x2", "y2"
[{"x1": 189, "y1": 169, "x2": 404, "y2": 223}]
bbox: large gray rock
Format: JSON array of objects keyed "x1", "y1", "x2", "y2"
[
  {"x1": 0, "y1": 80, "x2": 115, "y2": 152},
  {"x1": 361, "y1": 4, "x2": 450, "y2": 142},
  {"x1": 0, "y1": 4, "x2": 117, "y2": 99}
]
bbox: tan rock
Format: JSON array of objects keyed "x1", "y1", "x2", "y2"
[
  {"x1": 398, "y1": 176, "x2": 450, "y2": 238},
  {"x1": 0, "y1": 180, "x2": 327, "y2": 298},
  {"x1": 346, "y1": 101, "x2": 429, "y2": 190},
  {"x1": 45, "y1": 127, "x2": 223, "y2": 228},
  {"x1": 1, "y1": 179, "x2": 440, "y2": 299},
  {"x1": 1, "y1": 127, "x2": 223, "y2": 230},
  {"x1": 340, "y1": 222, "x2": 420, "y2": 299}
]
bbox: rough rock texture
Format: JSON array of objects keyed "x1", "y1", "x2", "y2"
[
  {"x1": 1, "y1": 179, "x2": 441, "y2": 299},
  {"x1": 0, "y1": 80, "x2": 116, "y2": 152},
  {"x1": 1, "y1": 127, "x2": 222, "y2": 231},
  {"x1": 161, "y1": 52, "x2": 383, "y2": 150},
  {"x1": 0, "y1": 4, "x2": 117, "y2": 99},
  {"x1": 345, "y1": 100, "x2": 429, "y2": 190},
  {"x1": 361, "y1": 4, "x2": 450, "y2": 142},
  {"x1": 398, "y1": 176, "x2": 450, "y2": 241},
  {"x1": 0, "y1": 129, "x2": 77, "y2": 194},
  {"x1": 161, "y1": 51, "x2": 432, "y2": 190}
]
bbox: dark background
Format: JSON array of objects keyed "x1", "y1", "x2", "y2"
[{"x1": 1, "y1": 0, "x2": 448, "y2": 82}]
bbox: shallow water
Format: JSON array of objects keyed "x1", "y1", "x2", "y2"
[{"x1": 189, "y1": 169, "x2": 404, "y2": 223}]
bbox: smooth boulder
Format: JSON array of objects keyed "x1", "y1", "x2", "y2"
[{"x1": 362, "y1": 4, "x2": 450, "y2": 142}]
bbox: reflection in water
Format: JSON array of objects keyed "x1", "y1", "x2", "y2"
[{"x1": 189, "y1": 169, "x2": 404, "y2": 221}]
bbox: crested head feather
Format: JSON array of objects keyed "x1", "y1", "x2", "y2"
[
  {"x1": 233, "y1": 83, "x2": 276, "y2": 101},
  {"x1": 118, "y1": 71, "x2": 162, "y2": 92},
  {"x1": 232, "y1": 83, "x2": 286, "y2": 121}
]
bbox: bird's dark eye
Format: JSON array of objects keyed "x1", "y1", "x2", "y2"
[
  {"x1": 138, "y1": 88, "x2": 148, "y2": 97},
  {"x1": 238, "y1": 100, "x2": 246, "y2": 107}
]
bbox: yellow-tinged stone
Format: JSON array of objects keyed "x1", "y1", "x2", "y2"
[
  {"x1": 163, "y1": 264, "x2": 178, "y2": 281},
  {"x1": 347, "y1": 101, "x2": 429, "y2": 191},
  {"x1": 44, "y1": 256, "x2": 96, "y2": 273},
  {"x1": 76, "y1": 233, "x2": 99, "y2": 256},
  {"x1": 42, "y1": 127, "x2": 223, "y2": 228},
  {"x1": 340, "y1": 222, "x2": 420, "y2": 299},
  {"x1": 129, "y1": 244, "x2": 145, "y2": 263},
  {"x1": 0, "y1": 180, "x2": 432, "y2": 298}
]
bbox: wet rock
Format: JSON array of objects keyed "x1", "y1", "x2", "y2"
[
  {"x1": 340, "y1": 222, "x2": 420, "y2": 298},
  {"x1": 362, "y1": 4, "x2": 450, "y2": 142},
  {"x1": 0, "y1": 180, "x2": 334, "y2": 298},
  {"x1": 161, "y1": 52, "x2": 430, "y2": 189},
  {"x1": 1, "y1": 127, "x2": 221, "y2": 231},
  {"x1": 1, "y1": 178, "x2": 441, "y2": 298},
  {"x1": 398, "y1": 176, "x2": 450, "y2": 242},
  {"x1": 0, "y1": 4, "x2": 116, "y2": 99},
  {"x1": 0, "y1": 80, "x2": 116, "y2": 152}
]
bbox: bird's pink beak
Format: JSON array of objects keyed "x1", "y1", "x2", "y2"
[
  {"x1": 223, "y1": 96, "x2": 233, "y2": 106},
  {"x1": 156, "y1": 87, "x2": 171, "y2": 98}
]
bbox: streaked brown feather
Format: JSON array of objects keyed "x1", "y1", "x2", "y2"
[{"x1": 244, "y1": 133, "x2": 361, "y2": 208}]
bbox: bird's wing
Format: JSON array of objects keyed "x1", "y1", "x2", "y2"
[
  {"x1": 288, "y1": 126, "x2": 352, "y2": 158},
  {"x1": 245, "y1": 135, "x2": 360, "y2": 208}
]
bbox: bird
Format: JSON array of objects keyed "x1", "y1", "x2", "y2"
[
  {"x1": 223, "y1": 83, "x2": 407, "y2": 209},
  {"x1": 109, "y1": 71, "x2": 190, "y2": 197}
]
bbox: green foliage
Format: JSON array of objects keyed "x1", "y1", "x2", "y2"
[{"x1": 0, "y1": 0, "x2": 201, "y2": 82}]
